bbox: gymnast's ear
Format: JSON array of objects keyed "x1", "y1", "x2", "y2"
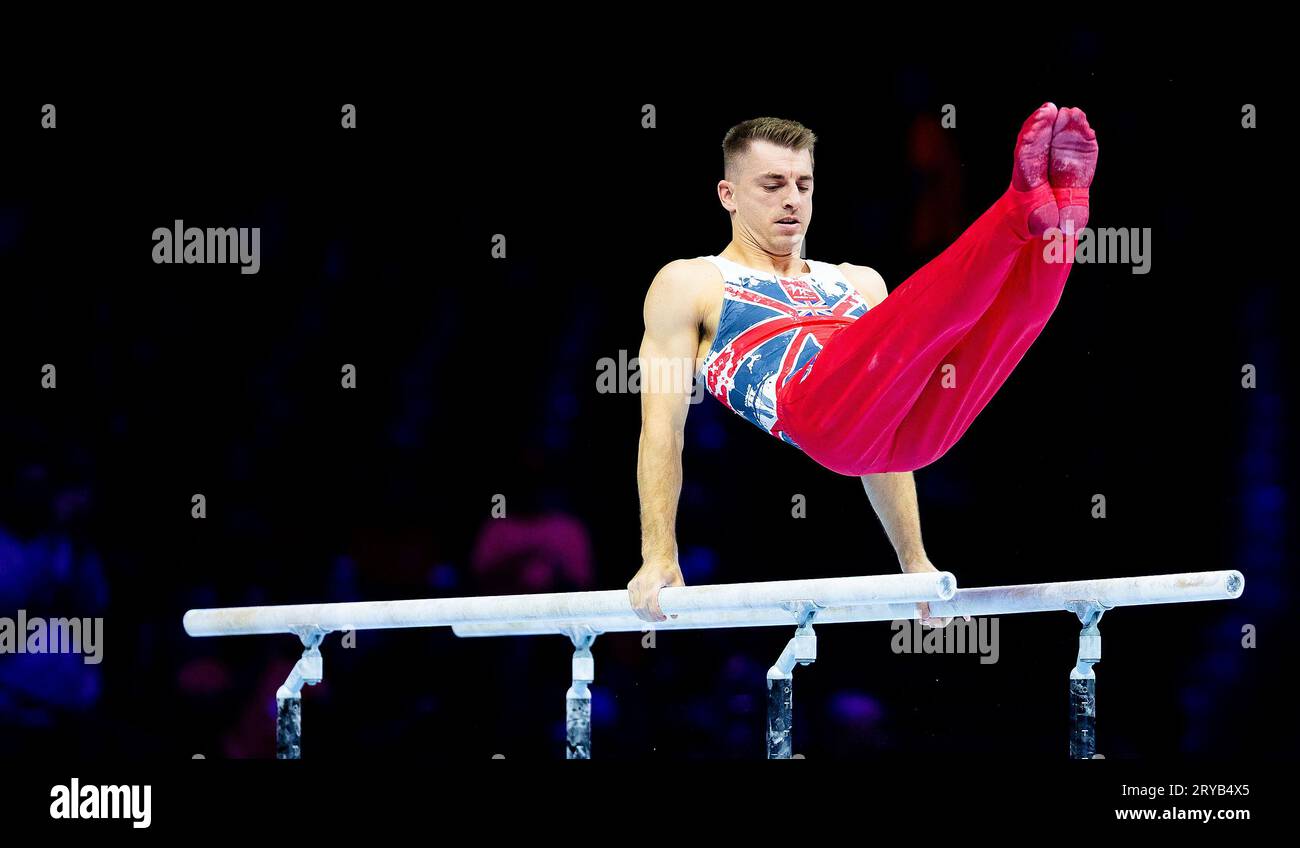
[{"x1": 717, "y1": 178, "x2": 739, "y2": 214}]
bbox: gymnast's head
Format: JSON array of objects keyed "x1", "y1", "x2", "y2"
[{"x1": 719, "y1": 117, "x2": 816, "y2": 256}]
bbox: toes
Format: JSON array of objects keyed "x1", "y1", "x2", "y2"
[
  {"x1": 1023, "y1": 102, "x2": 1058, "y2": 135},
  {"x1": 1046, "y1": 106, "x2": 1097, "y2": 194},
  {"x1": 1054, "y1": 107, "x2": 1098, "y2": 140},
  {"x1": 1053, "y1": 106, "x2": 1073, "y2": 136},
  {"x1": 1075, "y1": 109, "x2": 1096, "y2": 139}
]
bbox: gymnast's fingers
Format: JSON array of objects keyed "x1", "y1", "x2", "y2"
[
  {"x1": 661, "y1": 572, "x2": 684, "y2": 620},
  {"x1": 628, "y1": 576, "x2": 667, "y2": 623},
  {"x1": 646, "y1": 586, "x2": 668, "y2": 622}
]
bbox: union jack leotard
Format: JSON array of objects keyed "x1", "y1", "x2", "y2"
[{"x1": 699, "y1": 254, "x2": 871, "y2": 448}]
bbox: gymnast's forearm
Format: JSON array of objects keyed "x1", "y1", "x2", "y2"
[
  {"x1": 637, "y1": 425, "x2": 684, "y2": 564},
  {"x1": 860, "y1": 471, "x2": 928, "y2": 566}
]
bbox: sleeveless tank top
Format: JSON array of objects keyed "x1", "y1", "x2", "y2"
[{"x1": 699, "y1": 254, "x2": 871, "y2": 447}]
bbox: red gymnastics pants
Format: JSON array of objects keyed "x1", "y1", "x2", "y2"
[{"x1": 779, "y1": 181, "x2": 1072, "y2": 475}]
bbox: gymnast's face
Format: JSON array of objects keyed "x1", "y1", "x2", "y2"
[{"x1": 720, "y1": 140, "x2": 814, "y2": 257}]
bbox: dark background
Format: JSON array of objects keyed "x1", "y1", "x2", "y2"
[{"x1": 0, "y1": 39, "x2": 1289, "y2": 761}]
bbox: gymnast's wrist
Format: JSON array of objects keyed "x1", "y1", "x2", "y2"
[{"x1": 896, "y1": 550, "x2": 931, "y2": 571}]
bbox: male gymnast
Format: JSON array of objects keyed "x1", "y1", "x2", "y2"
[{"x1": 628, "y1": 104, "x2": 1098, "y2": 626}]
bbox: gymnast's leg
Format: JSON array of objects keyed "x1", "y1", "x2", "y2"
[
  {"x1": 884, "y1": 227, "x2": 1073, "y2": 470},
  {"x1": 884, "y1": 107, "x2": 1099, "y2": 470},
  {"x1": 781, "y1": 104, "x2": 1097, "y2": 474}
]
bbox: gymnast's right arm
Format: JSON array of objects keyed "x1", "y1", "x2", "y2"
[{"x1": 627, "y1": 262, "x2": 700, "y2": 622}]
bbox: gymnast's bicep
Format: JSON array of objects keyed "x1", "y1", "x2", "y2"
[{"x1": 639, "y1": 261, "x2": 704, "y2": 437}]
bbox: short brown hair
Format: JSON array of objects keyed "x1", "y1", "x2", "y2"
[{"x1": 722, "y1": 117, "x2": 817, "y2": 179}]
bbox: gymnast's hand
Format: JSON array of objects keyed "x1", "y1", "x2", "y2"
[
  {"x1": 628, "y1": 559, "x2": 686, "y2": 623},
  {"x1": 901, "y1": 557, "x2": 970, "y2": 629}
]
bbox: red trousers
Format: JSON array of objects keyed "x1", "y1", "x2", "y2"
[{"x1": 780, "y1": 181, "x2": 1072, "y2": 475}]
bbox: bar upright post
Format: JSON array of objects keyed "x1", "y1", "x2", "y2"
[
  {"x1": 767, "y1": 604, "x2": 819, "y2": 759},
  {"x1": 275, "y1": 627, "x2": 328, "y2": 760},
  {"x1": 565, "y1": 628, "x2": 596, "y2": 759},
  {"x1": 1065, "y1": 601, "x2": 1106, "y2": 760}
]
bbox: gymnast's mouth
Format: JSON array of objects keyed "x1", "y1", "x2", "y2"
[{"x1": 776, "y1": 218, "x2": 799, "y2": 225}]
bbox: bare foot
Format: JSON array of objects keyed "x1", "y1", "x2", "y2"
[
  {"x1": 1049, "y1": 106, "x2": 1098, "y2": 232},
  {"x1": 1012, "y1": 102, "x2": 1060, "y2": 236}
]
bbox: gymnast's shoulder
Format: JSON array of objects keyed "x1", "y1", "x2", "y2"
[
  {"x1": 653, "y1": 257, "x2": 721, "y2": 283},
  {"x1": 642, "y1": 258, "x2": 720, "y2": 317},
  {"x1": 836, "y1": 262, "x2": 888, "y2": 308},
  {"x1": 644, "y1": 258, "x2": 722, "y2": 299}
]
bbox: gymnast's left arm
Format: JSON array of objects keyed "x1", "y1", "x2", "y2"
[
  {"x1": 860, "y1": 472, "x2": 927, "y2": 569},
  {"x1": 860, "y1": 472, "x2": 962, "y2": 627}
]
